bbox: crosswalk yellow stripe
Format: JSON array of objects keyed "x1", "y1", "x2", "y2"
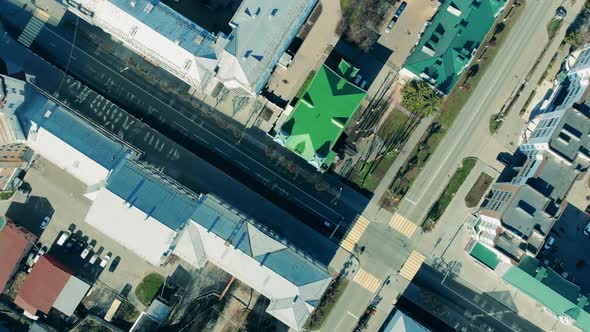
[
  {"x1": 341, "y1": 216, "x2": 370, "y2": 252},
  {"x1": 399, "y1": 251, "x2": 425, "y2": 280},
  {"x1": 389, "y1": 213, "x2": 418, "y2": 237},
  {"x1": 353, "y1": 268, "x2": 380, "y2": 293}
]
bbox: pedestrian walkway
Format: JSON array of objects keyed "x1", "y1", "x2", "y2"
[
  {"x1": 353, "y1": 268, "x2": 381, "y2": 293},
  {"x1": 388, "y1": 213, "x2": 418, "y2": 238},
  {"x1": 18, "y1": 9, "x2": 49, "y2": 47},
  {"x1": 340, "y1": 215, "x2": 369, "y2": 252},
  {"x1": 399, "y1": 250, "x2": 425, "y2": 281}
]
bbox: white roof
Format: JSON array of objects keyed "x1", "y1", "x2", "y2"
[{"x1": 84, "y1": 187, "x2": 177, "y2": 265}]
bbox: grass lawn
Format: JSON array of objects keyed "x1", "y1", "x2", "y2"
[
  {"x1": 547, "y1": 19, "x2": 563, "y2": 40},
  {"x1": 0, "y1": 190, "x2": 15, "y2": 200},
  {"x1": 489, "y1": 112, "x2": 504, "y2": 134},
  {"x1": 135, "y1": 273, "x2": 164, "y2": 306},
  {"x1": 347, "y1": 109, "x2": 411, "y2": 192},
  {"x1": 424, "y1": 158, "x2": 477, "y2": 228},
  {"x1": 304, "y1": 277, "x2": 349, "y2": 330},
  {"x1": 465, "y1": 172, "x2": 494, "y2": 208}
]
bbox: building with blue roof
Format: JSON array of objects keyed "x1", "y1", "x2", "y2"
[
  {"x1": 9, "y1": 79, "x2": 138, "y2": 189},
  {"x1": 174, "y1": 194, "x2": 332, "y2": 331},
  {"x1": 65, "y1": 0, "x2": 318, "y2": 95},
  {"x1": 85, "y1": 158, "x2": 199, "y2": 265}
]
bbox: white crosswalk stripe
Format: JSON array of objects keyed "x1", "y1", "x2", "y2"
[
  {"x1": 399, "y1": 251, "x2": 425, "y2": 281},
  {"x1": 389, "y1": 213, "x2": 418, "y2": 238},
  {"x1": 17, "y1": 10, "x2": 49, "y2": 48},
  {"x1": 341, "y1": 215, "x2": 369, "y2": 252},
  {"x1": 353, "y1": 268, "x2": 380, "y2": 293}
]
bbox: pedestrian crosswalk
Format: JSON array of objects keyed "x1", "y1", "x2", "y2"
[
  {"x1": 18, "y1": 10, "x2": 49, "y2": 48},
  {"x1": 341, "y1": 215, "x2": 369, "y2": 252},
  {"x1": 399, "y1": 250, "x2": 425, "y2": 281},
  {"x1": 353, "y1": 268, "x2": 380, "y2": 293},
  {"x1": 389, "y1": 213, "x2": 418, "y2": 238}
]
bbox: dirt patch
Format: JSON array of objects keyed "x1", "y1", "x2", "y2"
[{"x1": 465, "y1": 172, "x2": 494, "y2": 208}]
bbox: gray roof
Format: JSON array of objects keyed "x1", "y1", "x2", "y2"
[
  {"x1": 549, "y1": 105, "x2": 590, "y2": 166},
  {"x1": 383, "y1": 310, "x2": 430, "y2": 332},
  {"x1": 52, "y1": 277, "x2": 90, "y2": 316},
  {"x1": 146, "y1": 299, "x2": 170, "y2": 323},
  {"x1": 227, "y1": 0, "x2": 318, "y2": 92}
]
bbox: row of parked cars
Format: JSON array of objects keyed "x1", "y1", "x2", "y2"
[{"x1": 56, "y1": 231, "x2": 120, "y2": 272}]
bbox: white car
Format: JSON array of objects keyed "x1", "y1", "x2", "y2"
[
  {"x1": 32, "y1": 247, "x2": 46, "y2": 264},
  {"x1": 40, "y1": 216, "x2": 51, "y2": 229},
  {"x1": 584, "y1": 222, "x2": 590, "y2": 236},
  {"x1": 100, "y1": 253, "x2": 111, "y2": 268},
  {"x1": 544, "y1": 236, "x2": 555, "y2": 250},
  {"x1": 80, "y1": 247, "x2": 91, "y2": 259},
  {"x1": 56, "y1": 231, "x2": 71, "y2": 246},
  {"x1": 89, "y1": 254, "x2": 99, "y2": 264}
]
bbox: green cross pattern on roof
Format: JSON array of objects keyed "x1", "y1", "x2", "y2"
[{"x1": 278, "y1": 63, "x2": 366, "y2": 169}]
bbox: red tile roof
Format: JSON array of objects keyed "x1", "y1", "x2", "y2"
[
  {"x1": 14, "y1": 255, "x2": 72, "y2": 315},
  {"x1": 0, "y1": 222, "x2": 33, "y2": 291}
]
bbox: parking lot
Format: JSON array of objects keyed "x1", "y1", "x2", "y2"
[
  {"x1": 376, "y1": 0, "x2": 438, "y2": 68},
  {"x1": 1, "y1": 157, "x2": 170, "y2": 300},
  {"x1": 540, "y1": 204, "x2": 590, "y2": 292}
]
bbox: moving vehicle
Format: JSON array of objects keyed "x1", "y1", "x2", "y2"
[
  {"x1": 544, "y1": 236, "x2": 555, "y2": 250},
  {"x1": 56, "y1": 231, "x2": 71, "y2": 246},
  {"x1": 385, "y1": 1, "x2": 407, "y2": 33},
  {"x1": 584, "y1": 222, "x2": 590, "y2": 236},
  {"x1": 109, "y1": 256, "x2": 121, "y2": 272},
  {"x1": 40, "y1": 216, "x2": 51, "y2": 229},
  {"x1": 100, "y1": 253, "x2": 112, "y2": 268}
]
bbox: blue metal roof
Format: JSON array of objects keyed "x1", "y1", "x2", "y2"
[
  {"x1": 109, "y1": 0, "x2": 217, "y2": 59},
  {"x1": 191, "y1": 195, "x2": 330, "y2": 287},
  {"x1": 15, "y1": 85, "x2": 132, "y2": 170},
  {"x1": 106, "y1": 159, "x2": 198, "y2": 230}
]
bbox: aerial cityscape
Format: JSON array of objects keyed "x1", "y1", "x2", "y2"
[{"x1": 0, "y1": 0, "x2": 589, "y2": 331}]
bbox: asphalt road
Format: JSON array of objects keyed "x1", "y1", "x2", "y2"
[
  {"x1": 396, "y1": 0, "x2": 567, "y2": 225},
  {"x1": 0, "y1": 20, "x2": 345, "y2": 266},
  {"x1": 0, "y1": 2, "x2": 369, "y2": 240},
  {"x1": 410, "y1": 265, "x2": 544, "y2": 332}
]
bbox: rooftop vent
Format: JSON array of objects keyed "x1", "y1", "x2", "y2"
[
  {"x1": 255, "y1": 7, "x2": 261, "y2": 16},
  {"x1": 194, "y1": 34, "x2": 204, "y2": 45},
  {"x1": 271, "y1": 8, "x2": 278, "y2": 16},
  {"x1": 43, "y1": 110, "x2": 53, "y2": 118},
  {"x1": 129, "y1": 0, "x2": 136, "y2": 8},
  {"x1": 244, "y1": 7, "x2": 252, "y2": 17}
]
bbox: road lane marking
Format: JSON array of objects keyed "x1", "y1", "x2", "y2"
[
  {"x1": 399, "y1": 251, "x2": 425, "y2": 281},
  {"x1": 388, "y1": 213, "x2": 418, "y2": 238},
  {"x1": 340, "y1": 215, "x2": 369, "y2": 252},
  {"x1": 353, "y1": 268, "x2": 380, "y2": 293},
  {"x1": 404, "y1": 197, "x2": 417, "y2": 205},
  {"x1": 346, "y1": 311, "x2": 359, "y2": 319}
]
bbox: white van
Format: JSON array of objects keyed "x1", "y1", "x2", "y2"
[{"x1": 56, "y1": 231, "x2": 71, "y2": 246}]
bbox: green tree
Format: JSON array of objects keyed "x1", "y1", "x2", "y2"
[{"x1": 401, "y1": 80, "x2": 443, "y2": 117}]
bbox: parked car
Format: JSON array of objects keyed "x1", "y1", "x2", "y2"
[
  {"x1": 100, "y1": 253, "x2": 112, "y2": 268},
  {"x1": 56, "y1": 231, "x2": 71, "y2": 246},
  {"x1": 40, "y1": 216, "x2": 51, "y2": 229},
  {"x1": 89, "y1": 254, "x2": 99, "y2": 264},
  {"x1": 544, "y1": 236, "x2": 555, "y2": 250},
  {"x1": 385, "y1": 1, "x2": 407, "y2": 32},
  {"x1": 32, "y1": 247, "x2": 46, "y2": 264},
  {"x1": 109, "y1": 256, "x2": 121, "y2": 272},
  {"x1": 584, "y1": 222, "x2": 590, "y2": 236},
  {"x1": 80, "y1": 246, "x2": 91, "y2": 259},
  {"x1": 556, "y1": 6, "x2": 567, "y2": 18}
]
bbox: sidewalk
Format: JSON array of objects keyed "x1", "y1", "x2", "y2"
[{"x1": 362, "y1": 115, "x2": 434, "y2": 223}]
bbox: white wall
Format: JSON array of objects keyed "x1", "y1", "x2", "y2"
[{"x1": 27, "y1": 127, "x2": 110, "y2": 187}]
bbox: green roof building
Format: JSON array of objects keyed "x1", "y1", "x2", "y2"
[
  {"x1": 275, "y1": 62, "x2": 366, "y2": 171},
  {"x1": 502, "y1": 257, "x2": 590, "y2": 331},
  {"x1": 403, "y1": 0, "x2": 507, "y2": 93}
]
